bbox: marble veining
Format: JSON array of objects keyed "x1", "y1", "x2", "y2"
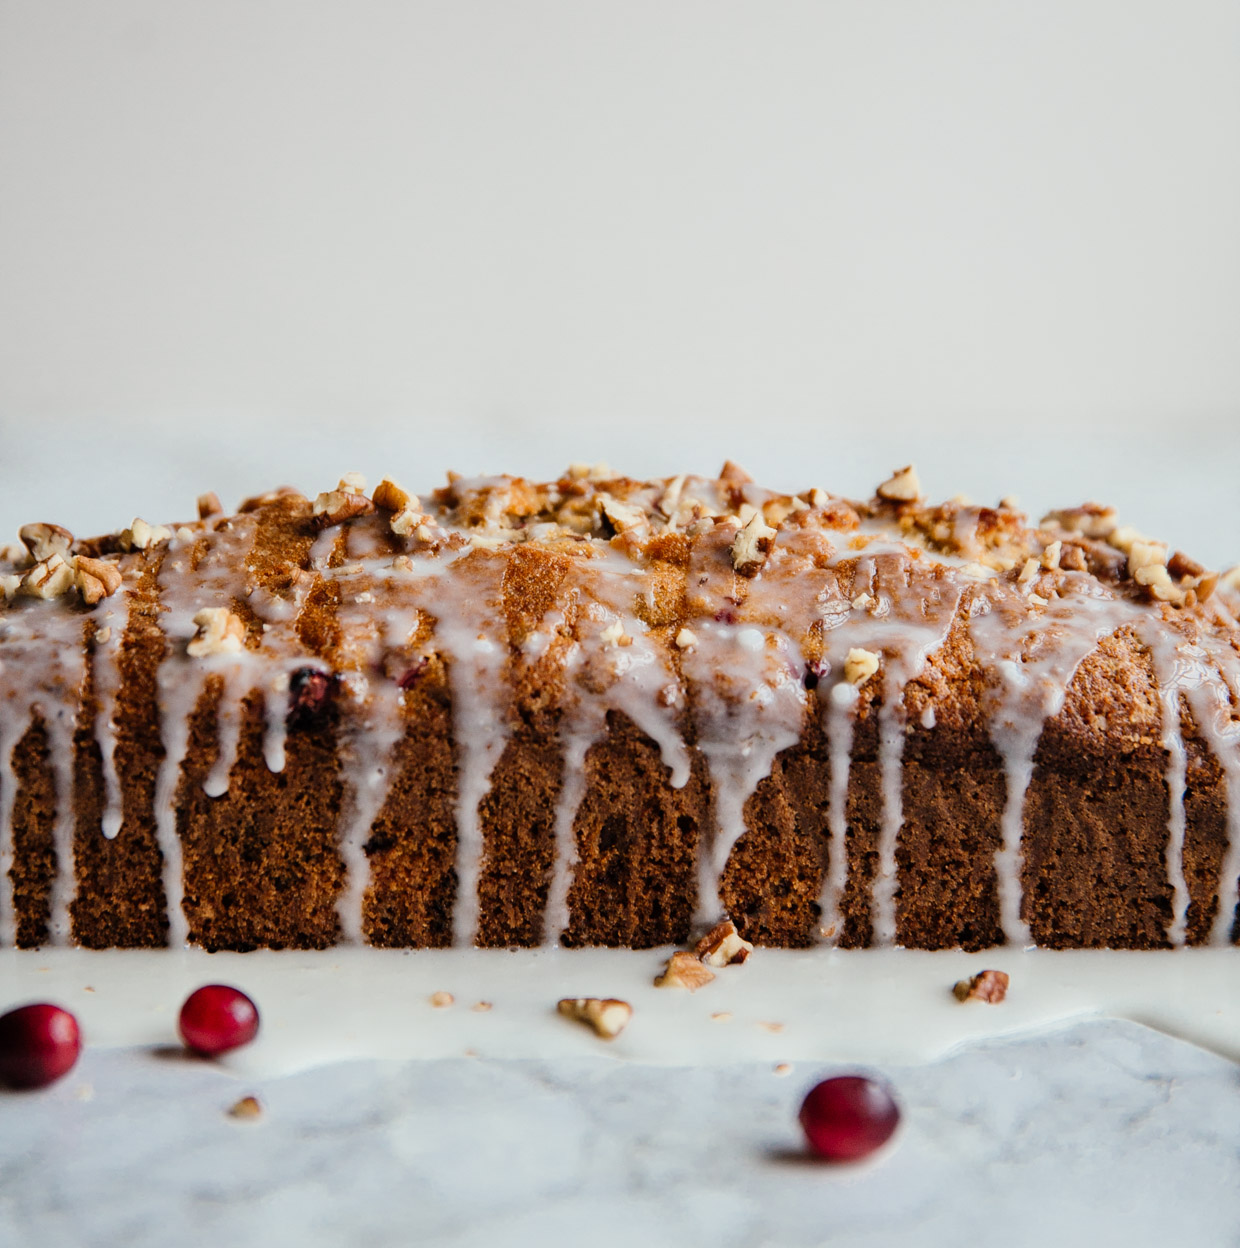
[{"x1": 2, "y1": 1020, "x2": 1238, "y2": 1248}]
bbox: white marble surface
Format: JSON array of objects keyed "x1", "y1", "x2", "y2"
[
  {"x1": 3, "y1": 1020, "x2": 1239, "y2": 1247},
  {"x1": 2, "y1": 3, "x2": 1240, "y2": 1243}
]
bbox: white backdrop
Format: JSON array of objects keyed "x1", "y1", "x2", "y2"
[{"x1": 2, "y1": 0, "x2": 1238, "y2": 563}]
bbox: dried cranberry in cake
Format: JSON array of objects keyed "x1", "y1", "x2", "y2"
[
  {"x1": 178, "y1": 985, "x2": 260, "y2": 1056},
  {"x1": 0, "y1": 1003, "x2": 82, "y2": 1089},
  {"x1": 397, "y1": 657, "x2": 429, "y2": 690},
  {"x1": 286, "y1": 667, "x2": 336, "y2": 728},
  {"x1": 799, "y1": 1075, "x2": 900, "y2": 1162}
]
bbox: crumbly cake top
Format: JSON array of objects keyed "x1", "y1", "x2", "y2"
[
  {"x1": 2, "y1": 460, "x2": 1230, "y2": 614},
  {"x1": 2, "y1": 463, "x2": 1239, "y2": 953}
]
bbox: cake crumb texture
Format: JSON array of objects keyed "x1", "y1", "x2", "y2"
[{"x1": 1, "y1": 465, "x2": 1238, "y2": 952}]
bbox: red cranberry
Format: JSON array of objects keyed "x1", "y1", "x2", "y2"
[
  {"x1": 287, "y1": 668, "x2": 336, "y2": 728},
  {"x1": 178, "y1": 985, "x2": 260, "y2": 1056},
  {"x1": 799, "y1": 1074, "x2": 900, "y2": 1162},
  {"x1": 803, "y1": 661, "x2": 828, "y2": 691},
  {"x1": 397, "y1": 657, "x2": 429, "y2": 690},
  {"x1": 0, "y1": 1003, "x2": 82, "y2": 1090}
]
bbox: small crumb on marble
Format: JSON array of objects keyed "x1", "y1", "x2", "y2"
[
  {"x1": 430, "y1": 991, "x2": 455, "y2": 1008},
  {"x1": 472, "y1": 1001, "x2": 493, "y2": 1013},
  {"x1": 758, "y1": 1021, "x2": 785, "y2": 1034},
  {"x1": 654, "y1": 951, "x2": 715, "y2": 992},
  {"x1": 557, "y1": 997, "x2": 632, "y2": 1040},
  {"x1": 696, "y1": 920, "x2": 753, "y2": 967},
  {"x1": 228, "y1": 1096, "x2": 263, "y2": 1120},
  {"x1": 773, "y1": 1063, "x2": 793, "y2": 1077},
  {"x1": 710, "y1": 1011, "x2": 733, "y2": 1024},
  {"x1": 953, "y1": 969, "x2": 1009, "y2": 1004},
  {"x1": 74, "y1": 1083, "x2": 94, "y2": 1102}
]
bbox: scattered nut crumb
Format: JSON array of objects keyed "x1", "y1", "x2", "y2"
[
  {"x1": 197, "y1": 492, "x2": 223, "y2": 519},
  {"x1": 1041, "y1": 540, "x2": 1062, "y2": 570},
  {"x1": 757, "y1": 1021, "x2": 785, "y2": 1034},
  {"x1": 953, "y1": 969, "x2": 1009, "y2": 1004},
  {"x1": 695, "y1": 920, "x2": 754, "y2": 968},
  {"x1": 119, "y1": 517, "x2": 172, "y2": 552},
  {"x1": 654, "y1": 951, "x2": 716, "y2": 992},
  {"x1": 600, "y1": 620, "x2": 626, "y2": 646},
  {"x1": 187, "y1": 607, "x2": 245, "y2": 657},
  {"x1": 372, "y1": 479, "x2": 412, "y2": 513},
  {"x1": 1041, "y1": 503, "x2": 1117, "y2": 538},
  {"x1": 472, "y1": 1001, "x2": 493, "y2": 1013},
  {"x1": 18, "y1": 522, "x2": 74, "y2": 563},
  {"x1": 675, "y1": 627, "x2": 698, "y2": 649},
  {"x1": 557, "y1": 997, "x2": 632, "y2": 1040},
  {"x1": 658, "y1": 475, "x2": 686, "y2": 519},
  {"x1": 429, "y1": 991, "x2": 454, "y2": 1008},
  {"x1": 844, "y1": 647, "x2": 880, "y2": 687},
  {"x1": 228, "y1": 1095, "x2": 263, "y2": 1120},
  {"x1": 730, "y1": 510, "x2": 777, "y2": 577},
  {"x1": 773, "y1": 1063, "x2": 793, "y2": 1077},
  {"x1": 312, "y1": 477, "x2": 377, "y2": 528},
  {"x1": 75, "y1": 555, "x2": 123, "y2": 606},
  {"x1": 710, "y1": 1011, "x2": 733, "y2": 1024},
  {"x1": 876, "y1": 464, "x2": 922, "y2": 502},
  {"x1": 1128, "y1": 539, "x2": 1168, "y2": 577},
  {"x1": 19, "y1": 554, "x2": 76, "y2": 600},
  {"x1": 598, "y1": 493, "x2": 648, "y2": 534},
  {"x1": 567, "y1": 461, "x2": 612, "y2": 481}
]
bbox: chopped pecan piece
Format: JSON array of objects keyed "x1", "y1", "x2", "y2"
[
  {"x1": 187, "y1": 607, "x2": 246, "y2": 657},
  {"x1": 119, "y1": 518, "x2": 172, "y2": 552},
  {"x1": 18, "y1": 522, "x2": 73, "y2": 563},
  {"x1": 695, "y1": 920, "x2": 754, "y2": 967},
  {"x1": 20, "y1": 554, "x2": 75, "y2": 600},
  {"x1": 730, "y1": 511, "x2": 776, "y2": 577},
  {"x1": 197, "y1": 492, "x2": 223, "y2": 519},
  {"x1": 953, "y1": 969, "x2": 1009, "y2": 1003},
  {"x1": 876, "y1": 464, "x2": 922, "y2": 503},
  {"x1": 654, "y1": 952, "x2": 716, "y2": 992},
  {"x1": 75, "y1": 556, "x2": 123, "y2": 605},
  {"x1": 556, "y1": 997, "x2": 632, "y2": 1039},
  {"x1": 844, "y1": 647, "x2": 880, "y2": 687},
  {"x1": 312, "y1": 487, "x2": 376, "y2": 528}
]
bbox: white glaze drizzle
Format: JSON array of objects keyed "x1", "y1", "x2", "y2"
[
  {"x1": 154, "y1": 516, "x2": 270, "y2": 946},
  {"x1": 1182, "y1": 605, "x2": 1240, "y2": 945},
  {"x1": 3, "y1": 475, "x2": 1240, "y2": 958},
  {"x1": 680, "y1": 526, "x2": 808, "y2": 929},
  {"x1": 0, "y1": 594, "x2": 91, "y2": 945},
  {"x1": 968, "y1": 579, "x2": 1134, "y2": 945},
  {"x1": 91, "y1": 607, "x2": 127, "y2": 839},
  {"x1": 818, "y1": 682, "x2": 857, "y2": 942},
  {"x1": 1140, "y1": 622, "x2": 1194, "y2": 947},
  {"x1": 811, "y1": 552, "x2": 962, "y2": 946},
  {"x1": 543, "y1": 549, "x2": 693, "y2": 941}
]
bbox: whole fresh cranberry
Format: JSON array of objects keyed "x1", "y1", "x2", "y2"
[
  {"x1": 0, "y1": 1003, "x2": 82, "y2": 1089},
  {"x1": 287, "y1": 667, "x2": 336, "y2": 728},
  {"x1": 799, "y1": 1074, "x2": 901, "y2": 1162},
  {"x1": 178, "y1": 985, "x2": 260, "y2": 1056}
]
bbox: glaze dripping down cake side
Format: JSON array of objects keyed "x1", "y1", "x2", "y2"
[{"x1": 1, "y1": 463, "x2": 1238, "y2": 952}]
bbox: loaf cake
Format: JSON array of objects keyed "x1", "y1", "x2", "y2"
[{"x1": 1, "y1": 463, "x2": 1238, "y2": 953}]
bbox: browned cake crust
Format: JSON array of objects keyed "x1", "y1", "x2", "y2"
[{"x1": 1, "y1": 464, "x2": 1238, "y2": 951}]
